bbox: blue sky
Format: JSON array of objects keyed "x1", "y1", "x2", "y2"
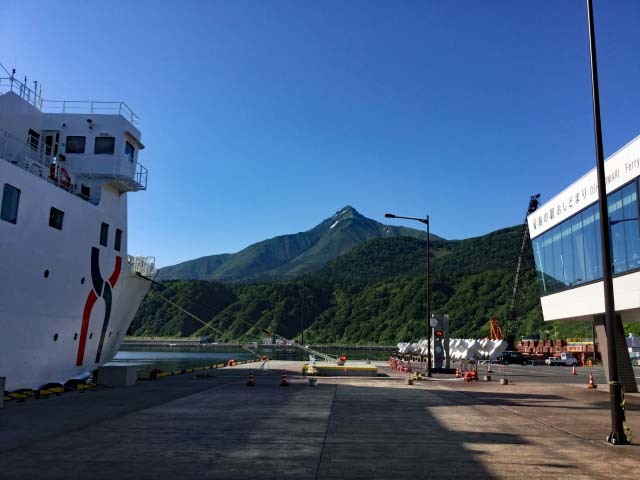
[{"x1": 2, "y1": 1, "x2": 639, "y2": 267}]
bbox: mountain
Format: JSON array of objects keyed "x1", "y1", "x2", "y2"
[
  {"x1": 131, "y1": 224, "x2": 551, "y2": 343},
  {"x1": 157, "y1": 206, "x2": 435, "y2": 282}
]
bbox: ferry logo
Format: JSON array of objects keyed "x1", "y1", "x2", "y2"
[{"x1": 75, "y1": 247, "x2": 122, "y2": 366}]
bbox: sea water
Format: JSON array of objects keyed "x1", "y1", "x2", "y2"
[{"x1": 110, "y1": 348, "x2": 255, "y2": 378}]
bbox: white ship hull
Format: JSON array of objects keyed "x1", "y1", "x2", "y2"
[
  {"x1": 0, "y1": 160, "x2": 151, "y2": 391},
  {"x1": 1, "y1": 70, "x2": 154, "y2": 391}
]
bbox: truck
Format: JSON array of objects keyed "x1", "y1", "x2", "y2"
[{"x1": 545, "y1": 353, "x2": 578, "y2": 366}]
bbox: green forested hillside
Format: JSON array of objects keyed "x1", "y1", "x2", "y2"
[{"x1": 131, "y1": 224, "x2": 552, "y2": 343}]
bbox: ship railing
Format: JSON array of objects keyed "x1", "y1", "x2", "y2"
[
  {"x1": 0, "y1": 127, "x2": 53, "y2": 180},
  {"x1": 1, "y1": 71, "x2": 139, "y2": 125},
  {"x1": 40, "y1": 100, "x2": 140, "y2": 125},
  {"x1": 0, "y1": 76, "x2": 43, "y2": 110},
  {"x1": 128, "y1": 255, "x2": 157, "y2": 278},
  {"x1": 135, "y1": 162, "x2": 148, "y2": 190},
  {"x1": 73, "y1": 154, "x2": 148, "y2": 192}
]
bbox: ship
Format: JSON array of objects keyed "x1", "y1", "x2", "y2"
[{"x1": 0, "y1": 65, "x2": 156, "y2": 392}]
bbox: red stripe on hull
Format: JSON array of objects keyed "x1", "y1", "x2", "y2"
[
  {"x1": 76, "y1": 290, "x2": 98, "y2": 366},
  {"x1": 109, "y1": 256, "x2": 122, "y2": 287}
]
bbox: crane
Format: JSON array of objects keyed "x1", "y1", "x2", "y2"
[{"x1": 504, "y1": 194, "x2": 540, "y2": 347}]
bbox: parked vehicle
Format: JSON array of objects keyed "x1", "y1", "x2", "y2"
[
  {"x1": 545, "y1": 353, "x2": 578, "y2": 366},
  {"x1": 496, "y1": 351, "x2": 528, "y2": 365}
]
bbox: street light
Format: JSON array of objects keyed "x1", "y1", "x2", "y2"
[
  {"x1": 385, "y1": 212, "x2": 431, "y2": 377},
  {"x1": 586, "y1": 0, "x2": 628, "y2": 445}
]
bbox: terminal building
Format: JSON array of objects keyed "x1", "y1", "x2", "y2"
[{"x1": 527, "y1": 134, "x2": 640, "y2": 391}]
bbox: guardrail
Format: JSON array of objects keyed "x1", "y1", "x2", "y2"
[
  {"x1": 135, "y1": 162, "x2": 148, "y2": 190},
  {"x1": 0, "y1": 77, "x2": 43, "y2": 109},
  {"x1": 41, "y1": 100, "x2": 139, "y2": 125},
  {"x1": 129, "y1": 255, "x2": 157, "y2": 277},
  {"x1": 0, "y1": 127, "x2": 52, "y2": 181},
  {"x1": 1, "y1": 76, "x2": 139, "y2": 125}
]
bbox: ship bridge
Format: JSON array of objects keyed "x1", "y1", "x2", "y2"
[{"x1": 0, "y1": 65, "x2": 148, "y2": 199}]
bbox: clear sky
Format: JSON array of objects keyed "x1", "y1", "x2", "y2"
[{"x1": 2, "y1": 1, "x2": 639, "y2": 267}]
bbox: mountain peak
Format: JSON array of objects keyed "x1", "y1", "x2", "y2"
[
  {"x1": 332, "y1": 205, "x2": 361, "y2": 219},
  {"x1": 158, "y1": 205, "x2": 426, "y2": 282}
]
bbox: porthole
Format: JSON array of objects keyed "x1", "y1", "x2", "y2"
[
  {"x1": 81, "y1": 277, "x2": 85, "y2": 285},
  {"x1": 73, "y1": 333, "x2": 78, "y2": 340},
  {"x1": 53, "y1": 333, "x2": 59, "y2": 342},
  {"x1": 89, "y1": 333, "x2": 93, "y2": 339},
  {"x1": 44, "y1": 269, "x2": 50, "y2": 278}
]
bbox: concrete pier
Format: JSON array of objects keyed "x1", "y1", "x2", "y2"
[{"x1": 1, "y1": 361, "x2": 639, "y2": 479}]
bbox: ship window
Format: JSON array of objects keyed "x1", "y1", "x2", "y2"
[
  {"x1": 45, "y1": 135, "x2": 54, "y2": 156},
  {"x1": 125, "y1": 141, "x2": 135, "y2": 163},
  {"x1": 115, "y1": 228, "x2": 123, "y2": 251},
  {"x1": 28, "y1": 129, "x2": 40, "y2": 150},
  {"x1": 94, "y1": 136, "x2": 115, "y2": 155},
  {"x1": 49, "y1": 207, "x2": 64, "y2": 230},
  {"x1": 65, "y1": 136, "x2": 86, "y2": 154},
  {"x1": 100, "y1": 222, "x2": 109, "y2": 246},
  {"x1": 1, "y1": 184, "x2": 21, "y2": 224}
]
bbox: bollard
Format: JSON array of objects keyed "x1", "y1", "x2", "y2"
[
  {"x1": 483, "y1": 375, "x2": 492, "y2": 382},
  {"x1": 406, "y1": 378, "x2": 413, "y2": 385},
  {"x1": 500, "y1": 378, "x2": 509, "y2": 385}
]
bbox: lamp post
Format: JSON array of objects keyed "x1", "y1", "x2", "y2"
[
  {"x1": 300, "y1": 280, "x2": 305, "y2": 347},
  {"x1": 585, "y1": 0, "x2": 627, "y2": 445},
  {"x1": 385, "y1": 212, "x2": 431, "y2": 377}
]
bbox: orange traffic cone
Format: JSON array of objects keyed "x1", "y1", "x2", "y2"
[
  {"x1": 246, "y1": 370, "x2": 256, "y2": 387},
  {"x1": 279, "y1": 370, "x2": 289, "y2": 387},
  {"x1": 588, "y1": 372, "x2": 597, "y2": 389},
  {"x1": 455, "y1": 368, "x2": 461, "y2": 378},
  {"x1": 572, "y1": 365, "x2": 577, "y2": 376}
]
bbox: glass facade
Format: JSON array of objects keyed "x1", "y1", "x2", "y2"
[{"x1": 532, "y1": 179, "x2": 640, "y2": 295}]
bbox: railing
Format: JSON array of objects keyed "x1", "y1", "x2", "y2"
[
  {"x1": 135, "y1": 162, "x2": 148, "y2": 190},
  {"x1": 1, "y1": 74, "x2": 139, "y2": 125},
  {"x1": 40, "y1": 100, "x2": 139, "y2": 125},
  {"x1": 128, "y1": 256, "x2": 157, "y2": 278},
  {"x1": 0, "y1": 76, "x2": 43, "y2": 109},
  {"x1": 0, "y1": 127, "x2": 52, "y2": 181}
]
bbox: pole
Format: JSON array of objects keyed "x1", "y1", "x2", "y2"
[
  {"x1": 592, "y1": 320, "x2": 597, "y2": 362},
  {"x1": 426, "y1": 215, "x2": 432, "y2": 377},
  {"x1": 301, "y1": 281, "x2": 305, "y2": 347},
  {"x1": 586, "y1": 0, "x2": 627, "y2": 445}
]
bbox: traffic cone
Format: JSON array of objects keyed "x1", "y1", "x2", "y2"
[
  {"x1": 246, "y1": 370, "x2": 256, "y2": 387},
  {"x1": 487, "y1": 360, "x2": 493, "y2": 374},
  {"x1": 588, "y1": 372, "x2": 597, "y2": 389},
  {"x1": 455, "y1": 368, "x2": 461, "y2": 379},
  {"x1": 572, "y1": 365, "x2": 577, "y2": 376},
  {"x1": 279, "y1": 370, "x2": 289, "y2": 387}
]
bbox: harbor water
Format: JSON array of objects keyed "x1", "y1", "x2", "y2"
[{"x1": 111, "y1": 345, "x2": 393, "y2": 378}]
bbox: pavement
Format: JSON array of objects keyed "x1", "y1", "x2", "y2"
[{"x1": 1, "y1": 360, "x2": 639, "y2": 479}]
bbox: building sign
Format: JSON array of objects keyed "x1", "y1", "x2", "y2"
[{"x1": 528, "y1": 136, "x2": 640, "y2": 239}]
